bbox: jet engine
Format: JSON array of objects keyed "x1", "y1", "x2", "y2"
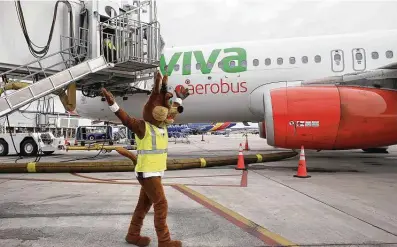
[{"x1": 252, "y1": 83, "x2": 397, "y2": 150}]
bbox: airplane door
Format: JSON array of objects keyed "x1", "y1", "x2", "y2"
[
  {"x1": 352, "y1": 48, "x2": 366, "y2": 71},
  {"x1": 331, "y1": 49, "x2": 344, "y2": 72}
]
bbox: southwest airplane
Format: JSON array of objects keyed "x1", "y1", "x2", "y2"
[
  {"x1": 168, "y1": 122, "x2": 237, "y2": 136},
  {"x1": 75, "y1": 29, "x2": 397, "y2": 152}
]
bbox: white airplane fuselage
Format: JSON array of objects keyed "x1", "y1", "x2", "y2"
[{"x1": 76, "y1": 29, "x2": 397, "y2": 124}]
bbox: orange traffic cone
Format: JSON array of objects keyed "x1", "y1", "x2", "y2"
[
  {"x1": 235, "y1": 143, "x2": 247, "y2": 170},
  {"x1": 294, "y1": 145, "x2": 311, "y2": 178}
]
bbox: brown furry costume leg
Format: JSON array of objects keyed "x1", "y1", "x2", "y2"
[
  {"x1": 116, "y1": 147, "x2": 181, "y2": 247},
  {"x1": 139, "y1": 177, "x2": 181, "y2": 247},
  {"x1": 125, "y1": 187, "x2": 153, "y2": 246},
  {"x1": 115, "y1": 148, "x2": 152, "y2": 246}
]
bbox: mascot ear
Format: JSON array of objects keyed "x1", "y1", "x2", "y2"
[
  {"x1": 175, "y1": 85, "x2": 190, "y2": 100},
  {"x1": 153, "y1": 70, "x2": 169, "y2": 94}
]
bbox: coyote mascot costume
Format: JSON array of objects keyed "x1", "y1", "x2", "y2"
[{"x1": 101, "y1": 71, "x2": 189, "y2": 247}]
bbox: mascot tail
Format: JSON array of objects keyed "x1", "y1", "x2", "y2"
[{"x1": 115, "y1": 147, "x2": 137, "y2": 165}]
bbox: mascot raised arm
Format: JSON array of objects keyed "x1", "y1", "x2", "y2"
[{"x1": 101, "y1": 71, "x2": 189, "y2": 247}]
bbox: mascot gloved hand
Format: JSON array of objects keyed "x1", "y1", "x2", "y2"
[{"x1": 101, "y1": 71, "x2": 189, "y2": 247}]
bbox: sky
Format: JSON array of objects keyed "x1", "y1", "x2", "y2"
[{"x1": 155, "y1": 0, "x2": 397, "y2": 48}]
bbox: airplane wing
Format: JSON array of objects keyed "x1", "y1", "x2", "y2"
[
  {"x1": 377, "y1": 62, "x2": 397, "y2": 70},
  {"x1": 302, "y1": 65, "x2": 397, "y2": 90}
]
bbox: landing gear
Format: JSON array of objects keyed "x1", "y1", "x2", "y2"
[{"x1": 362, "y1": 148, "x2": 389, "y2": 154}]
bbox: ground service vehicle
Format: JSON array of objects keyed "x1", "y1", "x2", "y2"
[{"x1": 0, "y1": 132, "x2": 65, "y2": 156}]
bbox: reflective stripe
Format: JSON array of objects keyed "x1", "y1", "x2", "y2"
[
  {"x1": 137, "y1": 149, "x2": 168, "y2": 154},
  {"x1": 149, "y1": 124, "x2": 157, "y2": 149}
]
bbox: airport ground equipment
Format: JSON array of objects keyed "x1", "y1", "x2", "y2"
[
  {"x1": 75, "y1": 125, "x2": 114, "y2": 146},
  {"x1": 0, "y1": 151, "x2": 298, "y2": 173},
  {"x1": 0, "y1": 132, "x2": 65, "y2": 156},
  {"x1": 0, "y1": 0, "x2": 163, "y2": 118}
]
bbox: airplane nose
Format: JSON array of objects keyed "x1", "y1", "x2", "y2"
[{"x1": 177, "y1": 105, "x2": 184, "y2": 113}]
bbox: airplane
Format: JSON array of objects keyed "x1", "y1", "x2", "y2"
[
  {"x1": 227, "y1": 122, "x2": 259, "y2": 134},
  {"x1": 75, "y1": 29, "x2": 397, "y2": 153},
  {"x1": 167, "y1": 122, "x2": 237, "y2": 136}
]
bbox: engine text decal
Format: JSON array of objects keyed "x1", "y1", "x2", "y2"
[{"x1": 289, "y1": 121, "x2": 320, "y2": 127}]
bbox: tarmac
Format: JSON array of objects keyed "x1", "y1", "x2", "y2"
[{"x1": 1, "y1": 134, "x2": 397, "y2": 247}]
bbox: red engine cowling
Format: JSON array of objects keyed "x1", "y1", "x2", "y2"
[{"x1": 265, "y1": 85, "x2": 397, "y2": 150}]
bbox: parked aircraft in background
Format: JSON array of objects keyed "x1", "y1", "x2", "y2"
[
  {"x1": 227, "y1": 122, "x2": 259, "y2": 134},
  {"x1": 167, "y1": 122, "x2": 236, "y2": 137}
]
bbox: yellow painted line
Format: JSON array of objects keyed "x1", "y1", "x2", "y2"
[
  {"x1": 199, "y1": 158, "x2": 207, "y2": 168},
  {"x1": 27, "y1": 162, "x2": 36, "y2": 173},
  {"x1": 173, "y1": 184, "x2": 298, "y2": 246},
  {"x1": 256, "y1": 154, "x2": 263, "y2": 163}
]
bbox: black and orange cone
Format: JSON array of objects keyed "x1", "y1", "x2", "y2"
[
  {"x1": 244, "y1": 140, "x2": 250, "y2": 151},
  {"x1": 235, "y1": 143, "x2": 247, "y2": 170},
  {"x1": 244, "y1": 134, "x2": 250, "y2": 151},
  {"x1": 294, "y1": 145, "x2": 311, "y2": 178}
]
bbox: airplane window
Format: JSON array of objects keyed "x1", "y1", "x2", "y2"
[
  {"x1": 253, "y1": 59, "x2": 259, "y2": 66},
  {"x1": 289, "y1": 57, "x2": 296, "y2": 64},
  {"x1": 218, "y1": 61, "x2": 223, "y2": 68},
  {"x1": 174, "y1": 64, "x2": 180, "y2": 71},
  {"x1": 230, "y1": 61, "x2": 236, "y2": 68},
  {"x1": 355, "y1": 52, "x2": 363, "y2": 60},
  {"x1": 207, "y1": 62, "x2": 213, "y2": 69},
  {"x1": 371, "y1": 52, "x2": 379, "y2": 59},
  {"x1": 242, "y1": 60, "x2": 247, "y2": 67},
  {"x1": 302, "y1": 56, "x2": 308, "y2": 64},
  {"x1": 386, "y1": 50, "x2": 394, "y2": 58},
  {"x1": 196, "y1": 63, "x2": 201, "y2": 70},
  {"x1": 277, "y1": 58, "x2": 283, "y2": 65},
  {"x1": 314, "y1": 55, "x2": 321, "y2": 63},
  {"x1": 334, "y1": 54, "x2": 341, "y2": 62},
  {"x1": 184, "y1": 64, "x2": 191, "y2": 71},
  {"x1": 265, "y1": 58, "x2": 271, "y2": 66}
]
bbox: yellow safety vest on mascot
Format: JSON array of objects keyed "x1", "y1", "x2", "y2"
[{"x1": 135, "y1": 121, "x2": 168, "y2": 172}]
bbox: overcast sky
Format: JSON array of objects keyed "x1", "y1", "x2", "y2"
[{"x1": 155, "y1": 0, "x2": 397, "y2": 48}]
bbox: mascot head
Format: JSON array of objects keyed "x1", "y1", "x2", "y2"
[{"x1": 143, "y1": 70, "x2": 189, "y2": 127}]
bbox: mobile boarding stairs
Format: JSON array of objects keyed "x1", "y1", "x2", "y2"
[{"x1": 0, "y1": 6, "x2": 162, "y2": 119}]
